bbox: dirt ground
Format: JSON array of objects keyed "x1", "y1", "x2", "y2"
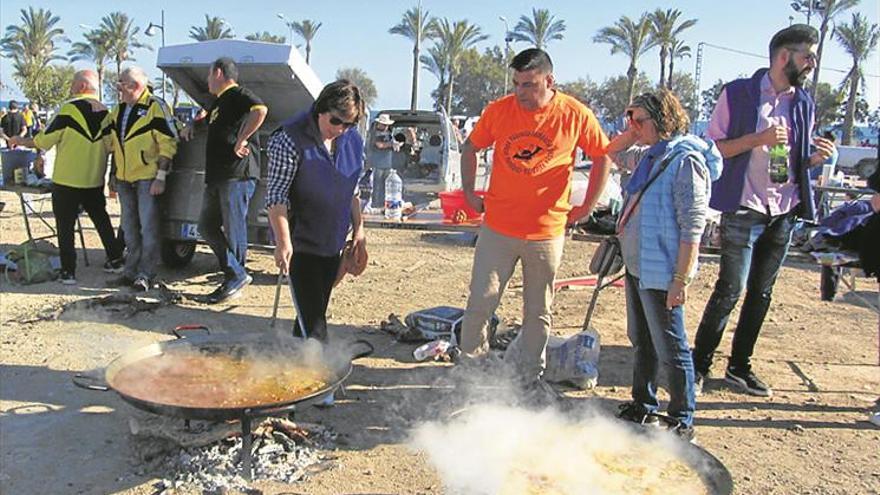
[{"x1": 1, "y1": 192, "x2": 879, "y2": 495}]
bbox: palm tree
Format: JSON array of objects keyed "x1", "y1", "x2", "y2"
[
  {"x1": 98, "y1": 12, "x2": 151, "y2": 98},
  {"x1": 291, "y1": 20, "x2": 321, "y2": 64},
  {"x1": 420, "y1": 43, "x2": 450, "y2": 96},
  {"x1": 667, "y1": 39, "x2": 692, "y2": 90},
  {"x1": 433, "y1": 18, "x2": 488, "y2": 114},
  {"x1": 189, "y1": 15, "x2": 234, "y2": 42},
  {"x1": 1, "y1": 7, "x2": 66, "y2": 104},
  {"x1": 811, "y1": 0, "x2": 860, "y2": 96},
  {"x1": 648, "y1": 8, "x2": 697, "y2": 88},
  {"x1": 389, "y1": 5, "x2": 438, "y2": 111},
  {"x1": 68, "y1": 29, "x2": 112, "y2": 101},
  {"x1": 509, "y1": 8, "x2": 566, "y2": 49},
  {"x1": 245, "y1": 32, "x2": 285, "y2": 44},
  {"x1": 594, "y1": 14, "x2": 657, "y2": 105},
  {"x1": 835, "y1": 13, "x2": 879, "y2": 144}
]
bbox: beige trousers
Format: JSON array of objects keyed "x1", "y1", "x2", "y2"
[{"x1": 460, "y1": 226, "x2": 566, "y2": 379}]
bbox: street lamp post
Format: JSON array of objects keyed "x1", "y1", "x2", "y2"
[
  {"x1": 145, "y1": 10, "x2": 166, "y2": 100},
  {"x1": 790, "y1": 0, "x2": 825, "y2": 26},
  {"x1": 277, "y1": 13, "x2": 294, "y2": 45},
  {"x1": 499, "y1": 16, "x2": 512, "y2": 95}
]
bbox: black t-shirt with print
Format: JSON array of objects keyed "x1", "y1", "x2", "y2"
[{"x1": 205, "y1": 85, "x2": 264, "y2": 184}]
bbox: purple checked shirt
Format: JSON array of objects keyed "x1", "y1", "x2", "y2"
[{"x1": 707, "y1": 74, "x2": 813, "y2": 216}]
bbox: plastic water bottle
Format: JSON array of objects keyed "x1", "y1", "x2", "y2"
[
  {"x1": 413, "y1": 339, "x2": 451, "y2": 361},
  {"x1": 768, "y1": 144, "x2": 790, "y2": 184},
  {"x1": 384, "y1": 169, "x2": 403, "y2": 220}
]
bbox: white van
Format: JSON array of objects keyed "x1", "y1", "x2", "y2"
[{"x1": 836, "y1": 145, "x2": 877, "y2": 179}]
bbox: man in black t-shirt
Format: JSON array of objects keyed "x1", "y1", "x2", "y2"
[
  {"x1": 197, "y1": 57, "x2": 267, "y2": 303},
  {"x1": 0, "y1": 100, "x2": 28, "y2": 148}
]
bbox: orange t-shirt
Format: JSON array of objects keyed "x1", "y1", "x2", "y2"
[{"x1": 469, "y1": 92, "x2": 609, "y2": 240}]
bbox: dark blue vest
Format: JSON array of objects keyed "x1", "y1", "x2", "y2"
[
  {"x1": 709, "y1": 69, "x2": 817, "y2": 220},
  {"x1": 283, "y1": 111, "x2": 364, "y2": 257}
]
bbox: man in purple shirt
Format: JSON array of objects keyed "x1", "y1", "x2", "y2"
[{"x1": 692, "y1": 25, "x2": 835, "y2": 397}]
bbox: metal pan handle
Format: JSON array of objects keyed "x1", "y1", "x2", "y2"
[
  {"x1": 172, "y1": 325, "x2": 211, "y2": 339},
  {"x1": 72, "y1": 371, "x2": 110, "y2": 391},
  {"x1": 350, "y1": 339, "x2": 375, "y2": 360}
]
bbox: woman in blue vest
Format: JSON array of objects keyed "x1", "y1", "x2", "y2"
[
  {"x1": 605, "y1": 90, "x2": 722, "y2": 442},
  {"x1": 265, "y1": 80, "x2": 368, "y2": 342}
]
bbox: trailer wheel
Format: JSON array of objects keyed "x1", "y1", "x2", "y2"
[
  {"x1": 161, "y1": 240, "x2": 196, "y2": 267},
  {"x1": 856, "y1": 158, "x2": 877, "y2": 180}
]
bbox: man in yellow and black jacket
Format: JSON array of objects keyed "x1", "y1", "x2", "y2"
[
  {"x1": 105, "y1": 66, "x2": 178, "y2": 291},
  {"x1": 11, "y1": 70, "x2": 124, "y2": 285}
]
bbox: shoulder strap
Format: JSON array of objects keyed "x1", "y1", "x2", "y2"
[{"x1": 617, "y1": 153, "x2": 677, "y2": 232}]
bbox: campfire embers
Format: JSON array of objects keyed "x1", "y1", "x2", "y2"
[{"x1": 132, "y1": 415, "x2": 336, "y2": 492}]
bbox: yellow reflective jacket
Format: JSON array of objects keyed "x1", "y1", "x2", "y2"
[
  {"x1": 106, "y1": 88, "x2": 178, "y2": 182},
  {"x1": 33, "y1": 94, "x2": 110, "y2": 188}
]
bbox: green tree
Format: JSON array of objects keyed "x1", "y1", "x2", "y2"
[
  {"x1": 594, "y1": 72, "x2": 652, "y2": 129},
  {"x1": 666, "y1": 72, "x2": 699, "y2": 123},
  {"x1": 433, "y1": 46, "x2": 506, "y2": 115},
  {"x1": 189, "y1": 15, "x2": 234, "y2": 41},
  {"x1": 813, "y1": 82, "x2": 844, "y2": 130},
  {"x1": 24, "y1": 64, "x2": 76, "y2": 108},
  {"x1": 812, "y1": 0, "x2": 860, "y2": 97},
  {"x1": 835, "y1": 12, "x2": 879, "y2": 144},
  {"x1": 336, "y1": 67, "x2": 378, "y2": 107},
  {"x1": 1, "y1": 7, "x2": 66, "y2": 106},
  {"x1": 510, "y1": 8, "x2": 565, "y2": 49},
  {"x1": 594, "y1": 14, "x2": 657, "y2": 105},
  {"x1": 667, "y1": 39, "x2": 692, "y2": 90},
  {"x1": 292, "y1": 20, "x2": 321, "y2": 64},
  {"x1": 99, "y1": 12, "x2": 151, "y2": 100},
  {"x1": 648, "y1": 8, "x2": 697, "y2": 89},
  {"x1": 700, "y1": 79, "x2": 725, "y2": 121},
  {"x1": 390, "y1": 5, "x2": 438, "y2": 111},
  {"x1": 420, "y1": 43, "x2": 449, "y2": 111},
  {"x1": 245, "y1": 32, "x2": 285, "y2": 44},
  {"x1": 556, "y1": 77, "x2": 600, "y2": 106},
  {"x1": 151, "y1": 75, "x2": 184, "y2": 108},
  {"x1": 432, "y1": 18, "x2": 489, "y2": 114},
  {"x1": 68, "y1": 29, "x2": 112, "y2": 102}
]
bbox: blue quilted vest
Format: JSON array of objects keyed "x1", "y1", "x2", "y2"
[{"x1": 283, "y1": 111, "x2": 364, "y2": 257}]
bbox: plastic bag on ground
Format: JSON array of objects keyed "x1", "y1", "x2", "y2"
[{"x1": 543, "y1": 328, "x2": 600, "y2": 389}]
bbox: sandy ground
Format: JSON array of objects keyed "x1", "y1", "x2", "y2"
[{"x1": 1, "y1": 191, "x2": 879, "y2": 495}]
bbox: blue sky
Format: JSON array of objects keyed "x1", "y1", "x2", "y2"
[{"x1": 1, "y1": 0, "x2": 878, "y2": 114}]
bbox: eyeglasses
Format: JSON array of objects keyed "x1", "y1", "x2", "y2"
[
  {"x1": 626, "y1": 110, "x2": 652, "y2": 127},
  {"x1": 117, "y1": 80, "x2": 133, "y2": 89},
  {"x1": 329, "y1": 115, "x2": 358, "y2": 128}
]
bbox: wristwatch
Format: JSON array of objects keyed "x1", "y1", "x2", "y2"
[{"x1": 672, "y1": 272, "x2": 692, "y2": 285}]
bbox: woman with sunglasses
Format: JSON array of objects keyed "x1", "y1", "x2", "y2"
[
  {"x1": 604, "y1": 89, "x2": 722, "y2": 442},
  {"x1": 265, "y1": 79, "x2": 368, "y2": 344}
]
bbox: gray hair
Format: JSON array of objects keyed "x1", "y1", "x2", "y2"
[
  {"x1": 120, "y1": 66, "x2": 149, "y2": 88},
  {"x1": 73, "y1": 70, "x2": 99, "y2": 92}
]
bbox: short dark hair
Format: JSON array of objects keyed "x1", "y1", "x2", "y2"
[
  {"x1": 769, "y1": 24, "x2": 819, "y2": 61},
  {"x1": 211, "y1": 57, "x2": 239, "y2": 81},
  {"x1": 509, "y1": 48, "x2": 553, "y2": 74},
  {"x1": 8, "y1": 100, "x2": 18, "y2": 110},
  {"x1": 313, "y1": 79, "x2": 365, "y2": 123}
]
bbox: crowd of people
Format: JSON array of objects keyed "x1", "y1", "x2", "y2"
[{"x1": 3, "y1": 23, "x2": 878, "y2": 433}]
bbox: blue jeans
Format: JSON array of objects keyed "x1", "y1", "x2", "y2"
[
  {"x1": 198, "y1": 179, "x2": 255, "y2": 281},
  {"x1": 117, "y1": 180, "x2": 161, "y2": 279},
  {"x1": 693, "y1": 208, "x2": 795, "y2": 373},
  {"x1": 625, "y1": 272, "x2": 696, "y2": 427}
]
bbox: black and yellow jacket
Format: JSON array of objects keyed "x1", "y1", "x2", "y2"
[
  {"x1": 33, "y1": 93, "x2": 110, "y2": 188},
  {"x1": 106, "y1": 88, "x2": 178, "y2": 182}
]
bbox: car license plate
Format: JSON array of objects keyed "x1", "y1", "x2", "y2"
[{"x1": 180, "y1": 223, "x2": 200, "y2": 240}]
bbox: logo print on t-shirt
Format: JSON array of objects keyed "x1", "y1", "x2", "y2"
[
  {"x1": 209, "y1": 107, "x2": 219, "y2": 124},
  {"x1": 502, "y1": 131, "x2": 553, "y2": 175}
]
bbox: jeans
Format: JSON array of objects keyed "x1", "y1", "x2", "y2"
[
  {"x1": 625, "y1": 272, "x2": 696, "y2": 427},
  {"x1": 370, "y1": 168, "x2": 392, "y2": 209},
  {"x1": 117, "y1": 180, "x2": 160, "y2": 280},
  {"x1": 51, "y1": 184, "x2": 122, "y2": 274},
  {"x1": 693, "y1": 208, "x2": 795, "y2": 373},
  {"x1": 289, "y1": 251, "x2": 343, "y2": 342},
  {"x1": 198, "y1": 179, "x2": 255, "y2": 281},
  {"x1": 460, "y1": 226, "x2": 565, "y2": 379}
]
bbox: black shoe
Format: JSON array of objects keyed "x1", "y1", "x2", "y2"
[
  {"x1": 695, "y1": 371, "x2": 707, "y2": 397},
  {"x1": 725, "y1": 366, "x2": 772, "y2": 397},
  {"x1": 103, "y1": 257, "x2": 124, "y2": 273},
  {"x1": 132, "y1": 276, "x2": 151, "y2": 292},
  {"x1": 206, "y1": 274, "x2": 252, "y2": 304},
  {"x1": 669, "y1": 422, "x2": 697, "y2": 444},
  {"x1": 617, "y1": 402, "x2": 660, "y2": 426},
  {"x1": 59, "y1": 270, "x2": 77, "y2": 286}
]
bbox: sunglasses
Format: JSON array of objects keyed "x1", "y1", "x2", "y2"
[
  {"x1": 626, "y1": 110, "x2": 651, "y2": 127},
  {"x1": 329, "y1": 115, "x2": 358, "y2": 128}
]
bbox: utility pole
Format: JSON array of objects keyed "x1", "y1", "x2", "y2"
[{"x1": 499, "y1": 16, "x2": 511, "y2": 95}]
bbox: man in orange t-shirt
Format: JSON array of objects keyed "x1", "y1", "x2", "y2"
[{"x1": 459, "y1": 48, "x2": 611, "y2": 390}]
